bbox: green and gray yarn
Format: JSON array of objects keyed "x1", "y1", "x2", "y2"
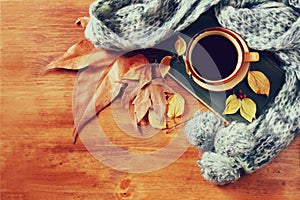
[
  {"x1": 85, "y1": 0, "x2": 221, "y2": 50},
  {"x1": 85, "y1": 0, "x2": 300, "y2": 185}
]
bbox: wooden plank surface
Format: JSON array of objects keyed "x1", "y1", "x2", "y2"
[{"x1": 1, "y1": 1, "x2": 299, "y2": 199}]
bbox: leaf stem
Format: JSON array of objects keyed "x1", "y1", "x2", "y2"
[{"x1": 164, "y1": 118, "x2": 191, "y2": 134}]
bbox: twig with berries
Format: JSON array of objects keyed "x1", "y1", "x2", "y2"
[{"x1": 223, "y1": 89, "x2": 257, "y2": 123}]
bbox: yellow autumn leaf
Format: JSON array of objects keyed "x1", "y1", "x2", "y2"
[
  {"x1": 175, "y1": 36, "x2": 187, "y2": 56},
  {"x1": 240, "y1": 98, "x2": 257, "y2": 122},
  {"x1": 148, "y1": 109, "x2": 167, "y2": 129},
  {"x1": 247, "y1": 71, "x2": 270, "y2": 96},
  {"x1": 160, "y1": 56, "x2": 172, "y2": 77},
  {"x1": 223, "y1": 94, "x2": 241, "y2": 115},
  {"x1": 167, "y1": 93, "x2": 185, "y2": 118},
  {"x1": 225, "y1": 94, "x2": 238, "y2": 106}
]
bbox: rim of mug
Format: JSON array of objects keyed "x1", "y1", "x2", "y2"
[{"x1": 186, "y1": 27, "x2": 248, "y2": 85}]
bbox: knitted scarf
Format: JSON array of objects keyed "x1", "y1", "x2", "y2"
[{"x1": 85, "y1": 0, "x2": 300, "y2": 185}]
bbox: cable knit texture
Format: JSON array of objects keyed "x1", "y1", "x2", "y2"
[{"x1": 85, "y1": 0, "x2": 300, "y2": 185}]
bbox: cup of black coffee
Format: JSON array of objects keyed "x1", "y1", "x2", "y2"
[{"x1": 186, "y1": 27, "x2": 259, "y2": 91}]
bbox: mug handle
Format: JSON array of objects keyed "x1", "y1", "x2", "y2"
[{"x1": 244, "y1": 52, "x2": 259, "y2": 62}]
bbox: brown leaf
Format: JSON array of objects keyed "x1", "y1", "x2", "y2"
[
  {"x1": 150, "y1": 79, "x2": 174, "y2": 121},
  {"x1": 223, "y1": 94, "x2": 241, "y2": 115},
  {"x1": 160, "y1": 56, "x2": 172, "y2": 77},
  {"x1": 137, "y1": 114, "x2": 149, "y2": 126},
  {"x1": 73, "y1": 54, "x2": 149, "y2": 143},
  {"x1": 151, "y1": 77, "x2": 175, "y2": 93},
  {"x1": 132, "y1": 85, "x2": 152, "y2": 123},
  {"x1": 120, "y1": 55, "x2": 151, "y2": 108},
  {"x1": 94, "y1": 54, "x2": 149, "y2": 115},
  {"x1": 72, "y1": 53, "x2": 119, "y2": 143},
  {"x1": 247, "y1": 71, "x2": 270, "y2": 96},
  {"x1": 128, "y1": 77, "x2": 174, "y2": 130},
  {"x1": 120, "y1": 62, "x2": 177, "y2": 129},
  {"x1": 151, "y1": 63, "x2": 163, "y2": 79},
  {"x1": 167, "y1": 93, "x2": 185, "y2": 118},
  {"x1": 149, "y1": 109, "x2": 167, "y2": 129},
  {"x1": 120, "y1": 80, "x2": 140, "y2": 109},
  {"x1": 175, "y1": 36, "x2": 187, "y2": 56},
  {"x1": 45, "y1": 39, "x2": 110, "y2": 71},
  {"x1": 127, "y1": 99, "x2": 136, "y2": 128},
  {"x1": 240, "y1": 98, "x2": 257, "y2": 122},
  {"x1": 75, "y1": 16, "x2": 90, "y2": 28},
  {"x1": 121, "y1": 54, "x2": 149, "y2": 70},
  {"x1": 122, "y1": 64, "x2": 152, "y2": 87}
]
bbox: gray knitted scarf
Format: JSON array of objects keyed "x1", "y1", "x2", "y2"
[{"x1": 85, "y1": 0, "x2": 300, "y2": 185}]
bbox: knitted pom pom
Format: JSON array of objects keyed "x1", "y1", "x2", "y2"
[
  {"x1": 198, "y1": 152, "x2": 241, "y2": 185},
  {"x1": 289, "y1": 0, "x2": 300, "y2": 8},
  {"x1": 185, "y1": 111, "x2": 224, "y2": 151},
  {"x1": 215, "y1": 122, "x2": 256, "y2": 157}
]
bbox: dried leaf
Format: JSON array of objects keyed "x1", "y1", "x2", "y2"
[
  {"x1": 160, "y1": 56, "x2": 172, "y2": 77},
  {"x1": 120, "y1": 61, "x2": 177, "y2": 130},
  {"x1": 73, "y1": 54, "x2": 149, "y2": 143},
  {"x1": 122, "y1": 64, "x2": 152, "y2": 87},
  {"x1": 120, "y1": 80, "x2": 140, "y2": 109},
  {"x1": 160, "y1": 56, "x2": 172, "y2": 67},
  {"x1": 137, "y1": 114, "x2": 149, "y2": 126},
  {"x1": 150, "y1": 79, "x2": 174, "y2": 121},
  {"x1": 167, "y1": 93, "x2": 185, "y2": 118},
  {"x1": 122, "y1": 54, "x2": 149, "y2": 70},
  {"x1": 72, "y1": 53, "x2": 119, "y2": 143},
  {"x1": 75, "y1": 16, "x2": 90, "y2": 28},
  {"x1": 127, "y1": 77, "x2": 174, "y2": 130},
  {"x1": 247, "y1": 71, "x2": 270, "y2": 96},
  {"x1": 45, "y1": 39, "x2": 111, "y2": 71},
  {"x1": 175, "y1": 36, "x2": 187, "y2": 56},
  {"x1": 151, "y1": 77, "x2": 175, "y2": 93},
  {"x1": 132, "y1": 86, "x2": 152, "y2": 123},
  {"x1": 223, "y1": 94, "x2": 242, "y2": 115},
  {"x1": 152, "y1": 64, "x2": 163, "y2": 79},
  {"x1": 94, "y1": 54, "x2": 149, "y2": 114},
  {"x1": 127, "y1": 99, "x2": 136, "y2": 127},
  {"x1": 240, "y1": 98, "x2": 257, "y2": 122},
  {"x1": 225, "y1": 94, "x2": 238, "y2": 106},
  {"x1": 149, "y1": 109, "x2": 167, "y2": 129}
]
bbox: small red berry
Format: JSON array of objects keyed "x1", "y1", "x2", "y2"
[
  {"x1": 239, "y1": 95, "x2": 243, "y2": 99},
  {"x1": 243, "y1": 94, "x2": 247, "y2": 98},
  {"x1": 238, "y1": 89, "x2": 243, "y2": 94}
]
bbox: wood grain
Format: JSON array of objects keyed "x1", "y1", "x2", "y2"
[{"x1": 1, "y1": 1, "x2": 299, "y2": 199}]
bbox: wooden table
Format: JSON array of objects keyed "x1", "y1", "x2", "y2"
[{"x1": 1, "y1": 1, "x2": 299, "y2": 199}]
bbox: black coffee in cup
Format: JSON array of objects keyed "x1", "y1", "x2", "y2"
[
  {"x1": 191, "y1": 35, "x2": 238, "y2": 81},
  {"x1": 186, "y1": 27, "x2": 259, "y2": 91}
]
